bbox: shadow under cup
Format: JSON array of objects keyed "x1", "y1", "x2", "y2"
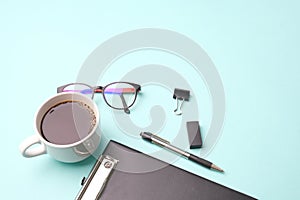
[{"x1": 21, "y1": 93, "x2": 101, "y2": 163}]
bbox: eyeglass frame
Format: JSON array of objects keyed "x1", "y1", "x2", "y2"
[{"x1": 57, "y1": 82, "x2": 141, "y2": 114}]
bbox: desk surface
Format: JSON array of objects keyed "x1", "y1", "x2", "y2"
[{"x1": 1, "y1": 1, "x2": 300, "y2": 199}]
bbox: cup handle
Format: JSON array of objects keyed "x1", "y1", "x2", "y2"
[{"x1": 19, "y1": 135, "x2": 47, "y2": 158}]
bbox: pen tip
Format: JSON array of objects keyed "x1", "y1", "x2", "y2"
[{"x1": 211, "y1": 164, "x2": 224, "y2": 173}]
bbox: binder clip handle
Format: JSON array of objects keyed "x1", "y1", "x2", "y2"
[
  {"x1": 174, "y1": 99, "x2": 184, "y2": 115},
  {"x1": 173, "y1": 88, "x2": 190, "y2": 115}
]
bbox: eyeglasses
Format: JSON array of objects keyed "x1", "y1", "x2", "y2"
[{"x1": 57, "y1": 82, "x2": 141, "y2": 114}]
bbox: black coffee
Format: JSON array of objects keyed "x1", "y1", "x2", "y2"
[{"x1": 41, "y1": 101, "x2": 96, "y2": 145}]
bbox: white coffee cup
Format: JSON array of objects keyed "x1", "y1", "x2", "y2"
[{"x1": 19, "y1": 92, "x2": 101, "y2": 163}]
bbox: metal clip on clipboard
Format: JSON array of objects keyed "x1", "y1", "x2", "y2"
[{"x1": 75, "y1": 155, "x2": 119, "y2": 200}]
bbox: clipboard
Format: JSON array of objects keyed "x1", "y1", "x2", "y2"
[{"x1": 76, "y1": 140, "x2": 256, "y2": 200}]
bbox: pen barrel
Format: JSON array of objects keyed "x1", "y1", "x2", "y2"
[
  {"x1": 140, "y1": 132, "x2": 152, "y2": 142},
  {"x1": 188, "y1": 154, "x2": 212, "y2": 169}
]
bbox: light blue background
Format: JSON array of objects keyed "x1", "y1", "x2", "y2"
[{"x1": 1, "y1": 1, "x2": 300, "y2": 199}]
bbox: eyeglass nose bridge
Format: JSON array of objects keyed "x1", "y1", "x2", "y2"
[{"x1": 94, "y1": 86, "x2": 103, "y2": 93}]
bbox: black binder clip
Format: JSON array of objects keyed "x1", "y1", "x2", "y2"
[{"x1": 173, "y1": 88, "x2": 190, "y2": 115}]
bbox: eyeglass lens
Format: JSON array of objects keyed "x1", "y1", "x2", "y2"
[
  {"x1": 61, "y1": 84, "x2": 94, "y2": 99},
  {"x1": 103, "y1": 82, "x2": 137, "y2": 110}
]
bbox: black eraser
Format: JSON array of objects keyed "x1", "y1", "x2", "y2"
[{"x1": 186, "y1": 121, "x2": 202, "y2": 149}]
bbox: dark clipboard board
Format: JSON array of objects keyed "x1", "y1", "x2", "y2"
[{"x1": 76, "y1": 140, "x2": 257, "y2": 200}]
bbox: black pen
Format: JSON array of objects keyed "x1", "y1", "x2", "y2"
[{"x1": 140, "y1": 132, "x2": 224, "y2": 173}]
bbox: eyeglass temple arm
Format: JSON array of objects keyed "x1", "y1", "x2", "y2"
[{"x1": 119, "y1": 93, "x2": 130, "y2": 114}]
